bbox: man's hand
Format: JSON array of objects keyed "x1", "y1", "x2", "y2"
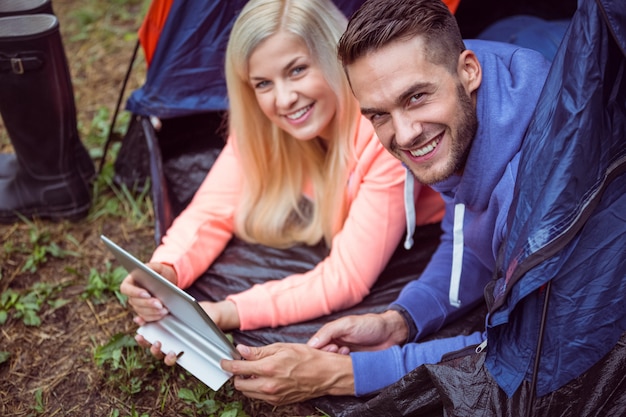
[
  {"x1": 307, "y1": 310, "x2": 408, "y2": 354},
  {"x1": 120, "y1": 262, "x2": 178, "y2": 322},
  {"x1": 221, "y1": 343, "x2": 354, "y2": 406}
]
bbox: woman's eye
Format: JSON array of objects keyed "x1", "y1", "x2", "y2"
[
  {"x1": 255, "y1": 80, "x2": 270, "y2": 89},
  {"x1": 291, "y1": 65, "x2": 307, "y2": 76}
]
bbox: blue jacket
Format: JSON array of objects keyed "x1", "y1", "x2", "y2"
[
  {"x1": 352, "y1": 39, "x2": 551, "y2": 396},
  {"x1": 486, "y1": 0, "x2": 626, "y2": 397}
]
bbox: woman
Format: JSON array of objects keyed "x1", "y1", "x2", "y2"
[{"x1": 120, "y1": 0, "x2": 443, "y2": 338}]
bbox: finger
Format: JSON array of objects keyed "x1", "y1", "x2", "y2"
[
  {"x1": 163, "y1": 351, "x2": 178, "y2": 367},
  {"x1": 147, "y1": 262, "x2": 177, "y2": 285},
  {"x1": 129, "y1": 307, "x2": 168, "y2": 322},
  {"x1": 128, "y1": 296, "x2": 165, "y2": 311},
  {"x1": 128, "y1": 298, "x2": 169, "y2": 321},
  {"x1": 133, "y1": 316, "x2": 147, "y2": 326},
  {"x1": 236, "y1": 343, "x2": 283, "y2": 361},
  {"x1": 120, "y1": 277, "x2": 152, "y2": 299},
  {"x1": 220, "y1": 352, "x2": 271, "y2": 377},
  {"x1": 307, "y1": 318, "x2": 349, "y2": 348},
  {"x1": 319, "y1": 344, "x2": 339, "y2": 353},
  {"x1": 222, "y1": 343, "x2": 295, "y2": 378},
  {"x1": 338, "y1": 346, "x2": 351, "y2": 355},
  {"x1": 150, "y1": 341, "x2": 165, "y2": 360},
  {"x1": 135, "y1": 334, "x2": 151, "y2": 348},
  {"x1": 230, "y1": 376, "x2": 269, "y2": 401}
]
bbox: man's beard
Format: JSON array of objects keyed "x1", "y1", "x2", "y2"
[{"x1": 405, "y1": 83, "x2": 477, "y2": 185}]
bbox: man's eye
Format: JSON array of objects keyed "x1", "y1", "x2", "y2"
[
  {"x1": 369, "y1": 113, "x2": 388, "y2": 125},
  {"x1": 409, "y1": 93, "x2": 424, "y2": 104}
]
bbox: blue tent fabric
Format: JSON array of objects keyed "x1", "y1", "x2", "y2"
[
  {"x1": 125, "y1": 1, "x2": 248, "y2": 118},
  {"x1": 486, "y1": 0, "x2": 626, "y2": 397},
  {"x1": 124, "y1": 0, "x2": 367, "y2": 119}
]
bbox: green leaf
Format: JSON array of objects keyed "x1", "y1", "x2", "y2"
[
  {"x1": 177, "y1": 388, "x2": 197, "y2": 402},
  {"x1": 94, "y1": 333, "x2": 137, "y2": 367}
]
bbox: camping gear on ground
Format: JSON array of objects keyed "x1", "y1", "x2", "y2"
[
  {"x1": 328, "y1": 0, "x2": 626, "y2": 415},
  {"x1": 0, "y1": 13, "x2": 94, "y2": 222}
]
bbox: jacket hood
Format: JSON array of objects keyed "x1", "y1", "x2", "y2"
[{"x1": 430, "y1": 40, "x2": 551, "y2": 211}]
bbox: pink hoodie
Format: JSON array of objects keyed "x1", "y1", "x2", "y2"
[{"x1": 151, "y1": 115, "x2": 443, "y2": 330}]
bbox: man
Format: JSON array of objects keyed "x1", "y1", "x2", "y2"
[{"x1": 219, "y1": 0, "x2": 552, "y2": 404}]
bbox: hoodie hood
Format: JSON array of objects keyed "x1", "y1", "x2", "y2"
[{"x1": 432, "y1": 40, "x2": 551, "y2": 208}]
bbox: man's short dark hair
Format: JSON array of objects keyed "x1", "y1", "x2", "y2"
[{"x1": 337, "y1": 0, "x2": 465, "y2": 73}]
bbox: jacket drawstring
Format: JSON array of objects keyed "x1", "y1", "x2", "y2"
[
  {"x1": 403, "y1": 168, "x2": 416, "y2": 249},
  {"x1": 449, "y1": 203, "x2": 465, "y2": 307}
]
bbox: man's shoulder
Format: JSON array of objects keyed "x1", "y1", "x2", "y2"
[{"x1": 464, "y1": 39, "x2": 549, "y2": 69}]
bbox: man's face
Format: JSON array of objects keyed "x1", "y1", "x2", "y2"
[{"x1": 346, "y1": 36, "x2": 479, "y2": 185}]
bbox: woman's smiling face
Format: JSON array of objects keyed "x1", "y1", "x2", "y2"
[{"x1": 248, "y1": 31, "x2": 337, "y2": 142}]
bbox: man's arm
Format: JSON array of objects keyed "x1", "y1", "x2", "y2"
[
  {"x1": 351, "y1": 331, "x2": 484, "y2": 395},
  {"x1": 393, "y1": 204, "x2": 491, "y2": 341},
  {"x1": 220, "y1": 329, "x2": 485, "y2": 403}
]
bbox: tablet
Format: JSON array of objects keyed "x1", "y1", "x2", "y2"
[{"x1": 101, "y1": 235, "x2": 241, "y2": 390}]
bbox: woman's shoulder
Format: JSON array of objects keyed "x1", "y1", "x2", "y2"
[{"x1": 352, "y1": 115, "x2": 378, "y2": 152}]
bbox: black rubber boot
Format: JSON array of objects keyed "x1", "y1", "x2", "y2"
[
  {"x1": 0, "y1": 0, "x2": 95, "y2": 183},
  {"x1": 0, "y1": 14, "x2": 95, "y2": 222},
  {"x1": 0, "y1": 1, "x2": 54, "y2": 178},
  {"x1": 0, "y1": 0, "x2": 53, "y2": 17}
]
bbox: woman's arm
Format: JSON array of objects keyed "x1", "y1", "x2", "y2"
[{"x1": 149, "y1": 139, "x2": 243, "y2": 289}]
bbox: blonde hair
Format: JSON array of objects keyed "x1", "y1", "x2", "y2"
[{"x1": 226, "y1": 0, "x2": 360, "y2": 248}]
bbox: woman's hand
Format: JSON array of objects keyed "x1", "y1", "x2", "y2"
[
  {"x1": 134, "y1": 331, "x2": 179, "y2": 366},
  {"x1": 199, "y1": 299, "x2": 240, "y2": 330},
  {"x1": 133, "y1": 299, "x2": 240, "y2": 365},
  {"x1": 120, "y1": 262, "x2": 178, "y2": 322}
]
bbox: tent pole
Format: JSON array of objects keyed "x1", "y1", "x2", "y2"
[
  {"x1": 525, "y1": 280, "x2": 552, "y2": 417},
  {"x1": 98, "y1": 38, "x2": 141, "y2": 174}
]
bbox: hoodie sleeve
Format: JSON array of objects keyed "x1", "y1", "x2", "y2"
[
  {"x1": 392, "y1": 201, "x2": 491, "y2": 339},
  {"x1": 352, "y1": 331, "x2": 485, "y2": 396}
]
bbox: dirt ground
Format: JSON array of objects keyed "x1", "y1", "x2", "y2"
[{"x1": 0, "y1": 1, "x2": 316, "y2": 416}]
